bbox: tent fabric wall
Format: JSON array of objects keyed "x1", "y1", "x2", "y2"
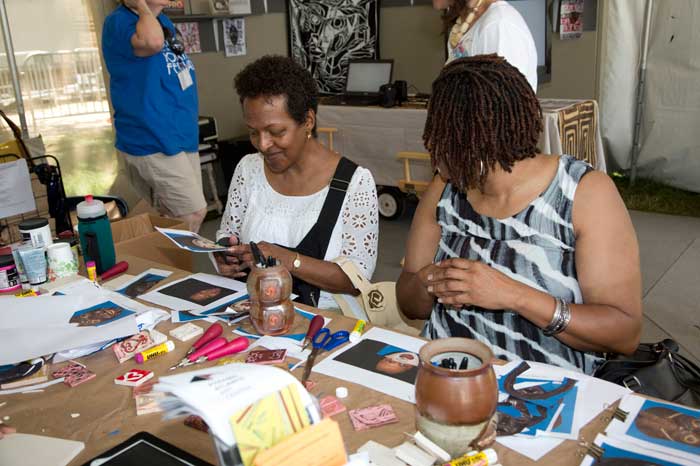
[{"x1": 599, "y1": 0, "x2": 700, "y2": 192}]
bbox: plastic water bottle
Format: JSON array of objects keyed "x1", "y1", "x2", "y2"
[{"x1": 77, "y1": 195, "x2": 116, "y2": 274}]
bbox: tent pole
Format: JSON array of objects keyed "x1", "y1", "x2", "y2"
[
  {"x1": 630, "y1": 0, "x2": 654, "y2": 185},
  {"x1": 0, "y1": 0, "x2": 29, "y2": 138}
]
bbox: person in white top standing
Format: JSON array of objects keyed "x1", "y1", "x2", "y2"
[
  {"x1": 214, "y1": 55, "x2": 378, "y2": 309},
  {"x1": 433, "y1": 0, "x2": 538, "y2": 91}
]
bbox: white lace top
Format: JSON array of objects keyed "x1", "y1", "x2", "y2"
[{"x1": 216, "y1": 153, "x2": 379, "y2": 309}]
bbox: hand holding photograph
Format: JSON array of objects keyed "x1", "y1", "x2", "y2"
[{"x1": 156, "y1": 227, "x2": 229, "y2": 253}]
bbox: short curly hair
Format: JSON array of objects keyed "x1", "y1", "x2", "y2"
[{"x1": 234, "y1": 55, "x2": 318, "y2": 134}]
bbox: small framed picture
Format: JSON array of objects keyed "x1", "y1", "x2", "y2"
[{"x1": 208, "y1": 0, "x2": 229, "y2": 15}]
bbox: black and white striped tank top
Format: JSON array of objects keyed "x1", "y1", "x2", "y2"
[{"x1": 422, "y1": 155, "x2": 603, "y2": 374}]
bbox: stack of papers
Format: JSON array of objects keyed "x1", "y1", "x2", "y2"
[
  {"x1": 578, "y1": 394, "x2": 700, "y2": 465},
  {"x1": 493, "y1": 360, "x2": 630, "y2": 461},
  {"x1": 154, "y1": 364, "x2": 321, "y2": 465}
]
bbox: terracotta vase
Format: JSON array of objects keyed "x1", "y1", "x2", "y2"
[
  {"x1": 414, "y1": 338, "x2": 498, "y2": 458},
  {"x1": 247, "y1": 263, "x2": 294, "y2": 336}
]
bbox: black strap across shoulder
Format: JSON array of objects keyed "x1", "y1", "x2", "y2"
[{"x1": 286, "y1": 157, "x2": 358, "y2": 306}]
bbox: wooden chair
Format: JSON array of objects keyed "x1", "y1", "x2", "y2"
[
  {"x1": 317, "y1": 127, "x2": 337, "y2": 151},
  {"x1": 396, "y1": 151, "x2": 431, "y2": 197}
]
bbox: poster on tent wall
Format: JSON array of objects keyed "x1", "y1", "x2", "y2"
[
  {"x1": 287, "y1": 0, "x2": 379, "y2": 94},
  {"x1": 560, "y1": 0, "x2": 584, "y2": 40}
]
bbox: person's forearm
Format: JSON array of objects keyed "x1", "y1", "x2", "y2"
[
  {"x1": 396, "y1": 271, "x2": 434, "y2": 320},
  {"x1": 269, "y1": 247, "x2": 357, "y2": 296},
  {"x1": 134, "y1": 1, "x2": 164, "y2": 50},
  {"x1": 510, "y1": 283, "x2": 641, "y2": 355}
]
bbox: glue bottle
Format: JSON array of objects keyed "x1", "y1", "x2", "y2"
[{"x1": 135, "y1": 340, "x2": 175, "y2": 364}]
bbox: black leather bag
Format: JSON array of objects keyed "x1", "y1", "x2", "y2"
[{"x1": 594, "y1": 339, "x2": 700, "y2": 407}]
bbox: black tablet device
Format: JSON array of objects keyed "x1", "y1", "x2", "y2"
[{"x1": 82, "y1": 432, "x2": 214, "y2": 466}]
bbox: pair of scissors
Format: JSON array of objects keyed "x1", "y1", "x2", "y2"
[{"x1": 300, "y1": 328, "x2": 350, "y2": 384}]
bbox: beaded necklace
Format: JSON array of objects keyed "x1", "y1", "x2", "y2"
[{"x1": 448, "y1": 0, "x2": 488, "y2": 48}]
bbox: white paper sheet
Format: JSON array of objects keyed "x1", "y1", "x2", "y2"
[
  {"x1": 312, "y1": 327, "x2": 426, "y2": 404},
  {"x1": 140, "y1": 273, "x2": 247, "y2": 312},
  {"x1": 605, "y1": 394, "x2": 700, "y2": 464},
  {"x1": 0, "y1": 159, "x2": 36, "y2": 218},
  {"x1": 0, "y1": 294, "x2": 139, "y2": 365},
  {"x1": 0, "y1": 433, "x2": 84, "y2": 466}
]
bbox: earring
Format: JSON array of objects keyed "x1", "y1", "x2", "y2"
[
  {"x1": 479, "y1": 160, "x2": 485, "y2": 177},
  {"x1": 306, "y1": 131, "x2": 312, "y2": 140}
]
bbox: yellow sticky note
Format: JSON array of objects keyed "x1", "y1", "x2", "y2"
[{"x1": 252, "y1": 418, "x2": 347, "y2": 466}]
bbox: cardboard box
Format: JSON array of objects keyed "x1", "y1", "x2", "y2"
[{"x1": 111, "y1": 213, "x2": 193, "y2": 271}]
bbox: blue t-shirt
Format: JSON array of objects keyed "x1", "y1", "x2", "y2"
[{"x1": 102, "y1": 6, "x2": 198, "y2": 156}]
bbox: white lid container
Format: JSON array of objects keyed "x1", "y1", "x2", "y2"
[{"x1": 76, "y1": 195, "x2": 106, "y2": 220}]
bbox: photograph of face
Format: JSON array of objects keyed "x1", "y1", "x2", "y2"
[
  {"x1": 118, "y1": 273, "x2": 167, "y2": 298},
  {"x1": 631, "y1": 403, "x2": 700, "y2": 453},
  {"x1": 69, "y1": 301, "x2": 135, "y2": 327},
  {"x1": 157, "y1": 278, "x2": 236, "y2": 306},
  {"x1": 163, "y1": 232, "x2": 227, "y2": 252},
  {"x1": 334, "y1": 339, "x2": 419, "y2": 384}
]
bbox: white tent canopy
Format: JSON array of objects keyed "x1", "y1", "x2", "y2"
[{"x1": 599, "y1": 0, "x2": 700, "y2": 192}]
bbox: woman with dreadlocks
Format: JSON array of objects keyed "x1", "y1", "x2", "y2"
[
  {"x1": 396, "y1": 56, "x2": 641, "y2": 374},
  {"x1": 433, "y1": 0, "x2": 537, "y2": 90}
]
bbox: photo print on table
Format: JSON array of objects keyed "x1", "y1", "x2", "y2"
[
  {"x1": 69, "y1": 301, "x2": 135, "y2": 327},
  {"x1": 157, "y1": 278, "x2": 237, "y2": 307},
  {"x1": 629, "y1": 400, "x2": 700, "y2": 455},
  {"x1": 334, "y1": 339, "x2": 419, "y2": 384},
  {"x1": 117, "y1": 272, "x2": 169, "y2": 298}
]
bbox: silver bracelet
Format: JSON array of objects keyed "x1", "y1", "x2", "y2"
[{"x1": 543, "y1": 298, "x2": 571, "y2": 336}]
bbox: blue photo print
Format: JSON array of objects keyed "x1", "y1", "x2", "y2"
[
  {"x1": 69, "y1": 301, "x2": 135, "y2": 327},
  {"x1": 595, "y1": 441, "x2": 685, "y2": 466},
  {"x1": 117, "y1": 272, "x2": 168, "y2": 298},
  {"x1": 626, "y1": 400, "x2": 700, "y2": 456}
]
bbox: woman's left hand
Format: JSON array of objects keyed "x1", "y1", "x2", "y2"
[
  {"x1": 427, "y1": 258, "x2": 523, "y2": 310},
  {"x1": 232, "y1": 242, "x2": 294, "y2": 270}
]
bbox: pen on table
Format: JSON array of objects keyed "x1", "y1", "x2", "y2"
[{"x1": 300, "y1": 315, "x2": 324, "y2": 351}]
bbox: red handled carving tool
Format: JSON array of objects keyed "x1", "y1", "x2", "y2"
[
  {"x1": 177, "y1": 337, "x2": 250, "y2": 368},
  {"x1": 185, "y1": 323, "x2": 223, "y2": 358},
  {"x1": 300, "y1": 315, "x2": 324, "y2": 351},
  {"x1": 170, "y1": 322, "x2": 226, "y2": 371}
]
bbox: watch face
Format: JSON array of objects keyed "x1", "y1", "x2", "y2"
[{"x1": 293, "y1": 258, "x2": 301, "y2": 269}]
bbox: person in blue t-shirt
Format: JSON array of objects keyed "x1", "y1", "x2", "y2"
[{"x1": 102, "y1": 0, "x2": 207, "y2": 232}]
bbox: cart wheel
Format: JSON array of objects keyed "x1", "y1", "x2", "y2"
[{"x1": 377, "y1": 188, "x2": 404, "y2": 220}]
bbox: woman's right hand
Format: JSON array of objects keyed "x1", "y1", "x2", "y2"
[{"x1": 214, "y1": 236, "x2": 248, "y2": 278}]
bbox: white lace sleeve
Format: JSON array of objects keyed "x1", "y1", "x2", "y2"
[
  {"x1": 216, "y1": 155, "x2": 251, "y2": 241},
  {"x1": 339, "y1": 167, "x2": 378, "y2": 280}
]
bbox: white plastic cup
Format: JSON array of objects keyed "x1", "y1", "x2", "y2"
[{"x1": 47, "y1": 242, "x2": 78, "y2": 280}]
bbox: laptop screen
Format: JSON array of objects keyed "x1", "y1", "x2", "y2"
[{"x1": 345, "y1": 60, "x2": 393, "y2": 95}]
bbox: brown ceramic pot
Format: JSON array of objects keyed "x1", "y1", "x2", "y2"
[
  {"x1": 247, "y1": 263, "x2": 294, "y2": 336},
  {"x1": 415, "y1": 338, "x2": 498, "y2": 425}
]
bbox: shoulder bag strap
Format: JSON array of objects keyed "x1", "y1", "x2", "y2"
[
  {"x1": 290, "y1": 157, "x2": 358, "y2": 306},
  {"x1": 0, "y1": 108, "x2": 33, "y2": 168}
]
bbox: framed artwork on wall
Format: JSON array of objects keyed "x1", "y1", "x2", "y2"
[{"x1": 287, "y1": 0, "x2": 380, "y2": 94}]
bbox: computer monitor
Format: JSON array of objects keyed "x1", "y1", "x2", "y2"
[{"x1": 344, "y1": 60, "x2": 394, "y2": 96}]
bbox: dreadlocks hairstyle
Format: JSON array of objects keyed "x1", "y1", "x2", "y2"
[
  {"x1": 234, "y1": 55, "x2": 319, "y2": 135},
  {"x1": 423, "y1": 54, "x2": 543, "y2": 192}
]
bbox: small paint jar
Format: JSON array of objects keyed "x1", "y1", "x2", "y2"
[
  {"x1": 0, "y1": 253, "x2": 21, "y2": 293},
  {"x1": 19, "y1": 217, "x2": 53, "y2": 248}
]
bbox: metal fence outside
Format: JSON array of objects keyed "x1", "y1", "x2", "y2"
[{"x1": 0, "y1": 47, "x2": 109, "y2": 131}]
